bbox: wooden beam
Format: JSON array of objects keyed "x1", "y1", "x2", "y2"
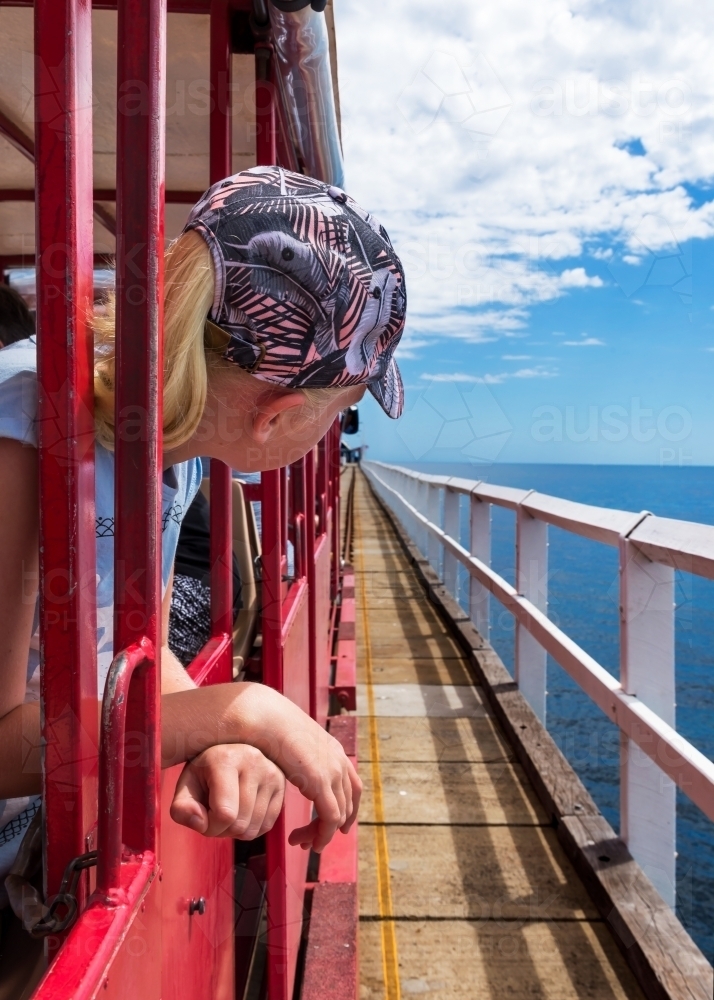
[
  {"x1": 0, "y1": 188, "x2": 201, "y2": 205},
  {"x1": 0, "y1": 107, "x2": 118, "y2": 235},
  {"x1": 0, "y1": 252, "x2": 114, "y2": 270},
  {"x1": 0, "y1": 107, "x2": 33, "y2": 160},
  {"x1": 0, "y1": 0, "x2": 216, "y2": 9}
]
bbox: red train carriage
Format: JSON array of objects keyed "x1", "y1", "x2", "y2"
[{"x1": 0, "y1": 2, "x2": 357, "y2": 997}]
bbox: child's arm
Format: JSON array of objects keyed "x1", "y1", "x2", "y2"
[
  {"x1": 0, "y1": 446, "x2": 360, "y2": 852},
  {"x1": 159, "y1": 567, "x2": 361, "y2": 852},
  {"x1": 0, "y1": 440, "x2": 41, "y2": 799},
  {"x1": 162, "y1": 681, "x2": 360, "y2": 852}
]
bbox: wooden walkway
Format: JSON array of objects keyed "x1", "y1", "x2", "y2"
[{"x1": 352, "y1": 469, "x2": 645, "y2": 1000}]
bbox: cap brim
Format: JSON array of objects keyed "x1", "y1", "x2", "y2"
[{"x1": 368, "y1": 356, "x2": 404, "y2": 419}]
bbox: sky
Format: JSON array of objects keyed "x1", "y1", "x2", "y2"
[{"x1": 333, "y1": 0, "x2": 714, "y2": 466}]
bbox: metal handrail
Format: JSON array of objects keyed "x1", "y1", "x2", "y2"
[{"x1": 97, "y1": 639, "x2": 155, "y2": 897}]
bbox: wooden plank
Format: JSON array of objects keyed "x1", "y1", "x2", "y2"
[
  {"x1": 359, "y1": 920, "x2": 645, "y2": 1000},
  {"x1": 629, "y1": 513, "x2": 714, "y2": 580},
  {"x1": 359, "y1": 760, "x2": 547, "y2": 826},
  {"x1": 356, "y1": 682, "x2": 489, "y2": 719},
  {"x1": 359, "y1": 824, "x2": 599, "y2": 920},
  {"x1": 559, "y1": 815, "x2": 713, "y2": 1000},
  {"x1": 357, "y1": 716, "x2": 513, "y2": 764},
  {"x1": 522, "y1": 491, "x2": 637, "y2": 546},
  {"x1": 359, "y1": 634, "x2": 464, "y2": 661},
  {"x1": 361, "y1": 605, "x2": 449, "y2": 627},
  {"x1": 356, "y1": 654, "x2": 474, "y2": 687},
  {"x1": 362, "y1": 611, "x2": 453, "y2": 639}
]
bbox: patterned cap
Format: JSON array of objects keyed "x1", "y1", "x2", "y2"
[{"x1": 184, "y1": 166, "x2": 406, "y2": 418}]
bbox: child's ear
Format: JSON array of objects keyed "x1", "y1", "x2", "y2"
[{"x1": 250, "y1": 390, "x2": 305, "y2": 445}]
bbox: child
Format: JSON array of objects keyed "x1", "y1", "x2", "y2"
[{"x1": 0, "y1": 167, "x2": 406, "y2": 880}]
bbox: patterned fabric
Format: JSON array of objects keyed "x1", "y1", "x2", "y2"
[
  {"x1": 0, "y1": 800, "x2": 40, "y2": 848},
  {"x1": 168, "y1": 574, "x2": 212, "y2": 667},
  {"x1": 185, "y1": 166, "x2": 407, "y2": 419}
]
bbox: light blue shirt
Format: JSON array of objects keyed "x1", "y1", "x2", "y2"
[{"x1": 0, "y1": 337, "x2": 201, "y2": 880}]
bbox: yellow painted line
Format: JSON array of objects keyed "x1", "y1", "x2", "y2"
[{"x1": 355, "y1": 492, "x2": 401, "y2": 1000}]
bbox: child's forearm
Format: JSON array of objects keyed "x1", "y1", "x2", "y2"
[
  {"x1": 161, "y1": 680, "x2": 360, "y2": 852},
  {"x1": 0, "y1": 702, "x2": 41, "y2": 799},
  {"x1": 161, "y1": 682, "x2": 288, "y2": 767},
  {"x1": 162, "y1": 682, "x2": 351, "y2": 794}
]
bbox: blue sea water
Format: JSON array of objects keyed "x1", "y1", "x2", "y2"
[{"x1": 405, "y1": 462, "x2": 714, "y2": 962}]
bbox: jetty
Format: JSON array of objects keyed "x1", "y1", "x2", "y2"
[{"x1": 349, "y1": 464, "x2": 713, "y2": 1000}]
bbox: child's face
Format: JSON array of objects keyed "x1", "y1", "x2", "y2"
[
  {"x1": 185, "y1": 382, "x2": 366, "y2": 473},
  {"x1": 242, "y1": 383, "x2": 367, "y2": 472}
]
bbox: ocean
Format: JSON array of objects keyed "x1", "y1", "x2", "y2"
[{"x1": 404, "y1": 462, "x2": 714, "y2": 962}]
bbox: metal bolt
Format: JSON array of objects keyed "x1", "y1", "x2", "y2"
[{"x1": 189, "y1": 897, "x2": 206, "y2": 916}]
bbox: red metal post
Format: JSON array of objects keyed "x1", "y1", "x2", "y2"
[
  {"x1": 317, "y1": 435, "x2": 328, "y2": 534},
  {"x1": 113, "y1": 0, "x2": 166, "y2": 857},
  {"x1": 290, "y1": 457, "x2": 307, "y2": 582},
  {"x1": 261, "y1": 472, "x2": 283, "y2": 688},
  {"x1": 261, "y1": 469, "x2": 289, "y2": 1000},
  {"x1": 330, "y1": 421, "x2": 341, "y2": 600},
  {"x1": 305, "y1": 448, "x2": 318, "y2": 719},
  {"x1": 255, "y1": 30, "x2": 290, "y2": 991},
  {"x1": 255, "y1": 25, "x2": 276, "y2": 165},
  {"x1": 35, "y1": 0, "x2": 98, "y2": 900},
  {"x1": 280, "y1": 465, "x2": 288, "y2": 582},
  {"x1": 209, "y1": 0, "x2": 234, "y2": 682}
]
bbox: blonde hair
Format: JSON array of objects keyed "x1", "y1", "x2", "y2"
[{"x1": 94, "y1": 229, "x2": 341, "y2": 451}]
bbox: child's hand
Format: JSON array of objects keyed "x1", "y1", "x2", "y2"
[
  {"x1": 162, "y1": 682, "x2": 362, "y2": 852},
  {"x1": 281, "y1": 727, "x2": 361, "y2": 854},
  {"x1": 170, "y1": 744, "x2": 285, "y2": 839},
  {"x1": 242, "y1": 691, "x2": 361, "y2": 853}
]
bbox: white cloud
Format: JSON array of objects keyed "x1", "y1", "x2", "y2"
[
  {"x1": 512, "y1": 366, "x2": 559, "y2": 379},
  {"x1": 502, "y1": 354, "x2": 531, "y2": 359},
  {"x1": 420, "y1": 373, "x2": 482, "y2": 383},
  {"x1": 563, "y1": 336, "x2": 606, "y2": 346},
  {"x1": 334, "y1": 0, "x2": 714, "y2": 344},
  {"x1": 558, "y1": 268, "x2": 604, "y2": 288},
  {"x1": 421, "y1": 364, "x2": 558, "y2": 384}
]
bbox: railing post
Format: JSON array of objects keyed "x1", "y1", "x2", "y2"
[
  {"x1": 209, "y1": 0, "x2": 234, "y2": 681},
  {"x1": 113, "y1": 0, "x2": 166, "y2": 860},
  {"x1": 427, "y1": 482, "x2": 440, "y2": 572},
  {"x1": 469, "y1": 493, "x2": 490, "y2": 640},
  {"x1": 443, "y1": 486, "x2": 459, "y2": 599},
  {"x1": 515, "y1": 504, "x2": 548, "y2": 723},
  {"x1": 36, "y1": 0, "x2": 98, "y2": 904},
  {"x1": 416, "y1": 477, "x2": 429, "y2": 558},
  {"x1": 619, "y1": 532, "x2": 676, "y2": 907},
  {"x1": 409, "y1": 475, "x2": 419, "y2": 551}
]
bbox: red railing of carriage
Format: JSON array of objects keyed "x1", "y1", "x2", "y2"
[{"x1": 28, "y1": 2, "x2": 355, "y2": 998}]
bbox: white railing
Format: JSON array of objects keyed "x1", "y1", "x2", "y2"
[{"x1": 363, "y1": 460, "x2": 714, "y2": 911}]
